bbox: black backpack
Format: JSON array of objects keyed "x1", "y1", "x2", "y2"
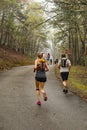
[{"x1": 61, "y1": 58, "x2": 67, "y2": 67}]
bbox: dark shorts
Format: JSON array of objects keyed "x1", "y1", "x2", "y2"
[
  {"x1": 35, "y1": 77, "x2": 47, "y2": 82},
  {"x1": 35, "y1": 71, "x2": 47, "y2": 82},
  {"x1": 60, "y1": 72, "x2": 69, "y2": 81}
]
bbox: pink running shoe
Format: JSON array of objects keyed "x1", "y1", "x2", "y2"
[{"x1": 37, "y1": 101, "x2": 41, "y2": 105}]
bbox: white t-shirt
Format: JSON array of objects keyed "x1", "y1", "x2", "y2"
[{"x1": 58, "y1": 58, "x2": 71, "y2": 72}]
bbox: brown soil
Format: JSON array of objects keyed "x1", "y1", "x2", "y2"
[{"x1": 0, "y1": 45, "x2": 34, "y2": 70}]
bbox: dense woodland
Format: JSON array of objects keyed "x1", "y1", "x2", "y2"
[{"x1": 0, "y1": 0, "x2": 87, "y2": 66}]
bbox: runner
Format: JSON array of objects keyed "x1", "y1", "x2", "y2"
[
  {"x1": 34, "y1": 53, "x2": 49, "y2": 105},
  {"x1": 47, "y1": 53, "x2": 50, "y2": 65},
  {"x1": 58, "y1": 54, "x2": 71, "y2": 94}
]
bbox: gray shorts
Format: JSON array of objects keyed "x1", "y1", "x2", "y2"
[{"x1": 35, "y1": 71, "x2": 47, "y2": 82}]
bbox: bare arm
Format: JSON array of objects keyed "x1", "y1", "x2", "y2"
[
  {"x1": 68, "y1": 60, "x2": 71, "y2": 71},
  {"x1": 45, "y1": 62, "x2": 49, "y2": 72},
  {"x1": 34, "y1": 59, "x2": 38, "y2": 72},
  {"x1": 68, "y1": 64, "x2": 71, "y2": 71}
]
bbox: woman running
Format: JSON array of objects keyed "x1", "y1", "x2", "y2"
[{"x1": 34, "y1": 53, "x2": 49, "y2": 105}]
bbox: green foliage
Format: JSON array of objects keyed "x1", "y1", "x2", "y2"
[
  {"x1": 50, "y1": 0, "x2": 87, "y2": 65},
  {"x1": 0, "y1": 0, "x2": 48, "y2": 58}
]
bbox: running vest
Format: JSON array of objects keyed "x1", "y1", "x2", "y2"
[{"x1": 60, "y1": 58, "x2": 68, "y2": 67}]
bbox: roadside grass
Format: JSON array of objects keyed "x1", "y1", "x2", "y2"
[{"x1": 55, "y1": 65, "x2": 87, "y2": 101}]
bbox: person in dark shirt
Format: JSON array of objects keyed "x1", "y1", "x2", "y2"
[{"x1": 34, "y1": 53, "x2": 49, "y2": 105}]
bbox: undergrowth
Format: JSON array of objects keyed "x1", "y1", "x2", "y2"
[{"x1": 55, "y1": 65, "x2": 87, "y2": 101}]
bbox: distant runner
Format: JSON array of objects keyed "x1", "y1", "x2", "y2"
[{"x1": 47, "y1": 53, "x2": 50, "y2": 65}]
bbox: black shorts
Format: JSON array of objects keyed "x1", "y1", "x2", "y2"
[
  {"x1": 60, "y1": 72, "x2": 69, "y2": 81},
  {"x1": 35, "y1": 77, "x2": 47, "y2": 82},
  {"x1": 35, "y1": 71, "x2": 47, "y2": 82}
]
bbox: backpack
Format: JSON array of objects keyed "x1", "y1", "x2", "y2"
[
  {"x1": 61, "y1": 58, "x2": 67, "y2": 67},
  {"x1": 37, "y1": 59, "x2": 46, "y2": 71}
]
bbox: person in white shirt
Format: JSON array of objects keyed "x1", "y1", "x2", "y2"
[{"x1": 58, "y1": 54, "x2": 71, "y2": 94}]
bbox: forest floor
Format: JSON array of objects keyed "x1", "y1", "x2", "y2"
[
  {"x1": 0, "y1": 45, "x2": 34, "y2": 71},
  {"x1": 0, "y1": 45, "x2": 87, "y2": 101},
  {"x1": 55, "y1": 65, "x2": 87, "y2": 102}
]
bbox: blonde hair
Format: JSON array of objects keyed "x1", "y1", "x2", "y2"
[{"x1": 37, "y1": 53, "x2": 43, "y2": 59}]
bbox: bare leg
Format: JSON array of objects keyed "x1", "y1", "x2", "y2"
[
  {"x1": 35, "y1": 80, "x2": 40, "y2": 101},
  {"x1": 63, "y1": 80, "x2": 68, "y2": 88},
  {"x1": 62, "y1": 80, "x2": 68, "y2": 93},
  {"x1": 39, "y1": 82, "x2": 47, "y2": 101}
]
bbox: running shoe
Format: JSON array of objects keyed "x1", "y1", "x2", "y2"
[
  {"x1": 65, "y1": 89, "x2": 68, "y2": 94},
  {"x1": 63, "y1": 89, "x2": 68, "y2": 94},
  {"x1": 43, "y1": 92, "x2": 48, "y2": 101},
  {"x1": 44, "y1": 96, "x2": 48, "y2": 101},
  {"x1": 63, "y1": 89, "x2": 66, "y2": 93},
  {"x1": 37, "y1": 101, "x2": 41, "y2": 105}
]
